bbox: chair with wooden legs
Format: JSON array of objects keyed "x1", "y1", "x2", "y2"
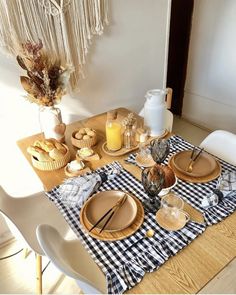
[
  {"x1": 0, "y1": 185, "x2": 76, "y2": 294},
  {"x1": 36, "y1": 224, "x2": 107, "y2": 294}
]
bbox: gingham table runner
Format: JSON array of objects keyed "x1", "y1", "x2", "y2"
[
  {"x1": 126, "y1": 135, "x2": 236, "y2": 226},
  {"x1": 47, "y1": 162, "x2": 206, "y2": 294},
  {"x1": 46, "y1": 135, "x2": 236, "y2": 294}
]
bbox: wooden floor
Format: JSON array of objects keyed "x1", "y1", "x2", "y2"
[
  {"x1": 0, "y1": 239, "x2": 81, "y2": 294},
  {"x1": 0, "y1": 116, "x2": 235, "y2": 294}
]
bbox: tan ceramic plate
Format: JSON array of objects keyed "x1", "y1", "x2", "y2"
[
  {"x1": 172, "y1": 150, "x2": 217, "y2": 177},
  {"x1": 84, "y1": 190, "x2": 138, "y2": 232}
]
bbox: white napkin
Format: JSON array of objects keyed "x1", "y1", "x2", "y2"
[
  {"x1": 58, "y1": 174, "x2": 102, "y2": 208},
  {"x1": 217, "y1": 171, "x2": 236, "y2": 194},
  {"x1": 57, "y1": 166, "x2": 121, "y2": 208},
  {"x1": 201, "y1": 171, "x2": 236, "y2": 209}
]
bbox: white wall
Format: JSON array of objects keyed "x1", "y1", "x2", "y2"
[
  {"x1": 182, "y1": 0, "x2": 236, "y2": 133},
  {"x1": 61, "y1": 0, "x2": 171, "y2": 121},
  {"x1": 0, "y1": 0, "x2": 171, "y2": 242},
  {"x1": 1, "y1": 0, "x2": 171, "y2": 128}
]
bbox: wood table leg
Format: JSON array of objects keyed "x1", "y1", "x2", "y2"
[{"x1": 36, "y1": 254, "x2": 42, "y2": 294}]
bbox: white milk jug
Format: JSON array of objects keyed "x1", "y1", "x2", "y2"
[{"x1": 143, "y1": 89, "x2": 167, "y2": 136}]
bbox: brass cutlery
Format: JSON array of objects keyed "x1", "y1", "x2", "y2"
[
  {"x1": 186, "y1": 147, "x2": 204, "y2": 173},
  {"x1": 89, "y1": 194, "x2": 128, "y2": 234}
]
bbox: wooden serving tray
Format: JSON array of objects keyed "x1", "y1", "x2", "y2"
[
  {"x1": 102, "y1": 129, "x2": 169, "y2": 157},
  {"x1": 80, "y1": 195, "x2": 144, "y2": 241},
  {"x1": 102, "y1": 142, "x2": 139, "y2": 156},
  {"x1": 168, "y1": 155, "x2": 221, "y2": 183}
]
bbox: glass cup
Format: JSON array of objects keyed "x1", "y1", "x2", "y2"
[
  {"x1": 135, "y1": 143, "x2": 154, "y2": 167},
  {"x1": 160, "y1": 193, "x2": 190, "y2": 225}
]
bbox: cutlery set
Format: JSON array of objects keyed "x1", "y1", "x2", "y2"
[
  {"x1": 186, "y1": 147, "x2": 204, "y2": 173},
  {"x1": 89, "y1": 194, "x2": 128, "y2": 233}
]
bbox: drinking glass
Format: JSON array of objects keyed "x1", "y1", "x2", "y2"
[
  {"x1": 135, "y1": 143, "x2": 154, "y2": 167},
  {"x1": 161, "y1": 193, "x2": 184, "y2": 223},
  {"x1": 141, "y1": 166, "x2": 165, "y2": 213},
  {"x1": 150, "y1": 138, "x2": 170, "y2": 164},
  {"x1": 157, "y1": 193, "x2": 190, "y2": 230}
]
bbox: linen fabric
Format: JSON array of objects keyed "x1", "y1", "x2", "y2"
[
  {"x1": 126, "y1": 135, "x2": 236, "y2": 226},
  {"x1": 46, "y1": 160, "x2": 206, "y2": 294}
]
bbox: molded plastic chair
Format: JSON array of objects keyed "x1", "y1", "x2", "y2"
[
  {"x1": 36, "y1": 224, "x2": 107, "y2": 294},
  {"x1": 0, "y1": 186, "x2": 76, "y2": 294},
  {"x1": 199, "y1": 130, "x2": 236, "y2": 166},
  {"x1": 139, "y1": 87, "x2": 174, "y2": 132}
]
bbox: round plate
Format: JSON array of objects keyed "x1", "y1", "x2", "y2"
[
  {"x1": 156, "y1": 208, "x2": 188, "y2": 231},
  {"x1": 84, "y1": 191, "x2": 138, "y2": 232},
  {"x1": 172, "y1": 150, "x2": 217, "y2": 177},
  {"x1": 102, "y1": 142, "x2": 139, "y2": 156},
  {"x1": 135, "y1": 153, "x2": 156, "y2": 167},
  {"x1": 80, "y1": 195, "x2": 144, "y2": 241},
  {"x1": 168, "y1": 155, "x2": 221, "y2": 183}
]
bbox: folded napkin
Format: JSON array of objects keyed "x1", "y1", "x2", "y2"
[
  {"x1": 201, "y1": 171, "x2": 236, "y2": 209},
  {"x1": 57, "y1": 166, "x2": 121, "y2": 208},
  {"x1": 217, "y1": 171, "x2": 236, "y2": 193}
]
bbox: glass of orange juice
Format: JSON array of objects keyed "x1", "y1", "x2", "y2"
[{"x1": 106, "y1": 111, "x2": 122, "y2": 151}]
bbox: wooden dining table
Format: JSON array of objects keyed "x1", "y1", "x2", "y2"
[{"x1": 17, "y1": 107, "x2": 236, "y2": 294}]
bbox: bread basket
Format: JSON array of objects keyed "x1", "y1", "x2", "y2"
[
  {"x1": 31, "y1": 144, "x2": 70, "y2": 171},
  {"x1": 71, "y1": 130, "x2": 97, "y2": 148}
]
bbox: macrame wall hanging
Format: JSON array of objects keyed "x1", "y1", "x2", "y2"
[{"x1": 0, "y1": 0, "x2": 109, "y2": 90}]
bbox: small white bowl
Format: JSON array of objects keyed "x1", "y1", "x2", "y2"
[{"x1": 159, "y1": 176, "x2": 178, "y2": 197}]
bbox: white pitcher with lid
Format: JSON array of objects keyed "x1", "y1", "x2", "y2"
[{"x1": 143, "y1": 89, "x2": 167, "y2": 136}]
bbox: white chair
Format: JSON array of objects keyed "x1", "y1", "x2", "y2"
[
  {"x1": 36, "y1": 224, "x2": 107, "y2": 294},
  {"x1": 199, "y1": 130, "x2": 236, "y2": 166},
  {"x1": 139, "y1": 87, "x2": 174, "y2": 132},
  {"x1": 0, "y1": 186, "x2": 76, "y2": 294}
]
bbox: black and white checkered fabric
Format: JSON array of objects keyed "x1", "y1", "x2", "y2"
[
  {"x1": 46, "y1": 159, "x2": 206, "y2": 294},
  {"x1": 126, "y1": 135, "x2": 236, "y2": 226}
]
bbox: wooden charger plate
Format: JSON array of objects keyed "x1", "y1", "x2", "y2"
[
  {"x1": 169, "y1": 154, "x2": 221, "y2": 183},
  {"x1": 172, "y1": 150, "x2": 217, "y2": 177},
  {"x1": 80, "y1": 193, "x2": 144, "y2": 241},
  {"x1": 85, "y1": 191, "x2": 138, "y2": 232}
]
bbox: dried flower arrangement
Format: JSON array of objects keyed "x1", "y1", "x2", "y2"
[
  {"x1": 16, "y1": 40, "x2": 73, "y2": 107},
  {"x1": 122, "y1": 113, "x2": 136, "y2": 127}
]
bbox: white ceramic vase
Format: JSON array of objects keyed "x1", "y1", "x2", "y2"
[{"x1": 39, "y1": 106, "x2": 66, "y2": 142}]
